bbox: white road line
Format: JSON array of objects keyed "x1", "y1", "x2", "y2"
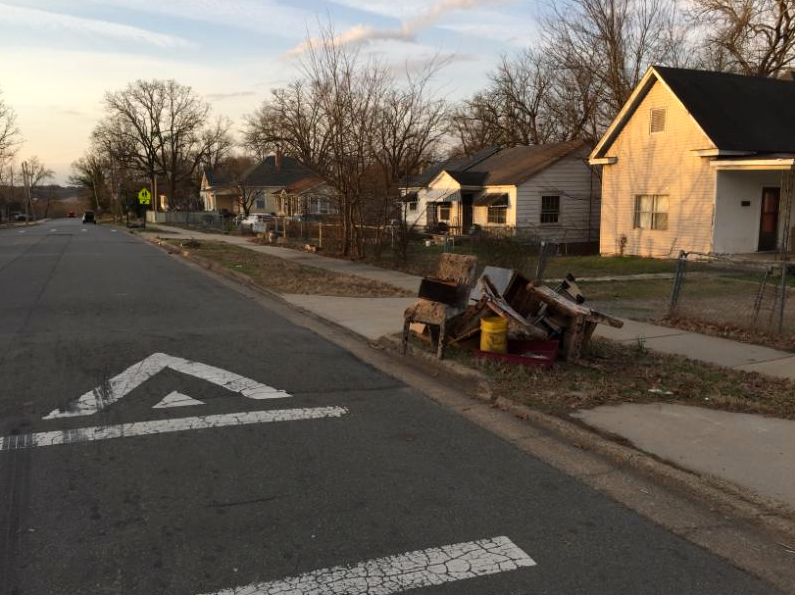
[
  {"x1": 197, "y1": 536, "x2": 535, "y2": 595},
  {"x1": 152, "y1": 390, "x2": 204, "y2": 408},
  {"x1": 1, "y1": 407, "x2": 347, "y2": 451},
  {"x1": 44, "y1": 352, "x2": 291, "y2": 419}
]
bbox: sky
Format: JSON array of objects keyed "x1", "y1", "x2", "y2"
[{"x1": 0, "y1": 0, "x2": 540, "y2": 183}]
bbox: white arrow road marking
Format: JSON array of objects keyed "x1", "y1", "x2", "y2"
[
  {"x1": 153, "y1": 391, "x2": 204, "y2": 409},
  {"x1": 44, "y1": 353, "x2": 291, "y2": 419},
  {"x1": 1, "y1": 407, "x2": 347, "y2": 450},
  {"x1": 197, "y1": 536, "x2": 535, "y2": 595}
]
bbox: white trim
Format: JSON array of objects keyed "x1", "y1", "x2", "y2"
[
  {"x1": 711, "y1": 159, "x2": 795, "y2": 170},
  {"x1": 693, "y1": 149, "x2": 754, "y2": 158},
  {"x1": 591, "y1": 66, "x2": 717, "y2": 159},
  {"x1": 589, "y1": 157, "x2": 617, "y2": 165}
]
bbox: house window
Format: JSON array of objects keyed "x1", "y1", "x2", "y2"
[
  {"x1": 255, "y1": 198, "x2": 266, "y2": 209},
  {"x1": 634, "y1": 195, "x2": 669, "y2": 230},
  {"x1": 650, "y1": 108, "x2": 666, "y2": 133},
  {"x1": 408, "y1": 201, "x2": 418, "y2": 212},
  {"x1": 438, "y1": 202, "x2": 451, "y2": 221},
  {"x1": 487, "y1": 206, "x2": 507, "y2": 224},
  {"x1": 540, "y1": 195, "x2": 560, "y2": 224}
]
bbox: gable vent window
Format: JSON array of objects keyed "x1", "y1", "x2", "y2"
[{"x1": 650, "y1": 108, "x2": 666, "y2": 133}]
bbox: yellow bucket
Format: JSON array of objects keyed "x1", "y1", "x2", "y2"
[{"x1": 480, "y1": 316, "x2": 507, "y2": 353}]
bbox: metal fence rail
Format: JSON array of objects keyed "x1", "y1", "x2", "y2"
[{"x1": 669, "y1": 251, "x2": 790, "y2": 334}]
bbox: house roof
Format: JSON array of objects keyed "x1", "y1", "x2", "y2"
[
  {"x1": 446, "y1": 170, "x2": 489, "y2": 186},
  {"x1": 203, "y1": 168, "x2": 231, "y2": 187},
  {"x1": 467, "y1": 140, "x2": 587, "y2": 186},
  {"x1": 593, "y1": 66, "x2": 795, "y2": 158},
  {"x1": 405, "y1": 146, "x2": 500, "y2": 187},
  {"x1": 240, "y1": 155, "x2": 321, "y2": 187}
]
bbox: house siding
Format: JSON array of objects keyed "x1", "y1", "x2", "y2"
[
  {"x1": 600, "y1": 80, "x2": 717, "y2": 257},
  {"x1": 515, "y1": 152, "x2": 600, "y2": 243}
]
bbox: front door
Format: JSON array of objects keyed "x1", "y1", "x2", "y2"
[
  {"x1": 758, "y1": 187, "x2": 781, "y2": 251},
  {"x1": 461, "y1": 193, "x2": 473, "y2": 232}
]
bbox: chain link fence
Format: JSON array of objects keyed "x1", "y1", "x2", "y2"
[{"x1": 668, "y1": 251, "x2": 792, "y2": 335}]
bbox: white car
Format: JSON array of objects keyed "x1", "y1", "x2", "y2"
[{"x1": 240, "y1": 213, "x2": 275, "y2": 232}]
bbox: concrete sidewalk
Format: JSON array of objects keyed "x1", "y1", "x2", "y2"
[
  {"x1": 574, "y1": 403, "x2": 795, "y2": 510},
  {"x1": 151, "y1": 224, "x2": 795, "y2": 380},
  {"x1": 152, "y1": 224, "x2": 422, "y2": 293}
]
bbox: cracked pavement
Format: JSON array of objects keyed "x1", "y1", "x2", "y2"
[{"x1": 0, "y1": 220, "x2": 786, "y2": 595}]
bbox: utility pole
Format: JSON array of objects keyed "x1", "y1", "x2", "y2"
[{"x1": 21, "y1": 161, "x2": 30, "y2": 226}]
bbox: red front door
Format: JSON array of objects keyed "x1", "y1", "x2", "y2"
[{"x1": 758, "y1": 187, "x2": 780, "y2": 251}]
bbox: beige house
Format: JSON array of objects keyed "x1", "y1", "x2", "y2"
[
  {"x1": 201, "y1": 154, "x2": 335, "y2": 217},
  {"x1": 402, "y1": 141, "x2": 600, "y2": 245},
  {"x1": 591, "y1": 66, "x2": 795, "y2": 257}
]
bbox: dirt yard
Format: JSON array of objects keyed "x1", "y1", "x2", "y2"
[
  {"x1": 162, "y1": 239, "x2": 413, "y2": 298},
  {"x1": 412, "y1": 335, "x2": 795, "y2": 421}
]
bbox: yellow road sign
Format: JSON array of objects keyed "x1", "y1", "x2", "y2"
[{"x1": 138, "y1": 188, "x2": 152, "y2": 205}]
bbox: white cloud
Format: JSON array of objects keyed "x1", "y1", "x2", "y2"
[
  {"x1": 0, "y1": 3, "x2": 192, "y2": 48},
  {"x1": 438, "y1": 9, "x2": 540, "y2": 47},
  {"x1": 288, "y1": 0, "x2": 505, "y2": 56}
]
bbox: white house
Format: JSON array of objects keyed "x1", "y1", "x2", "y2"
[
  {"x1": 201, "y1": 153, "x2": 336, "y2": 217},
  {"x1": 402, "y1": 141, "x2": 600, "y2": 245},
  {"x1": 591, "y1": 66, "x2": 795, "y2": 257}
]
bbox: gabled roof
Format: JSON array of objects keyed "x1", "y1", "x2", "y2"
[
  {"x1": 592, "y1": 66, "x2": 795, "y2": 158},
  {"x1": 203, "y1": 167, "x2": 231, "y2": 188},
  {"x1": 240, "y1": 155, "x2": 321, "y2": 187},
  {"x1": 468, "y1": 140, "x2": 587, "y2": 186},
  {"x1": 405, "y1": 146, "x2": 500, "y2": 187},
  {"x1": 446, "y1": 170, "x2": 489, "y2": 186}
]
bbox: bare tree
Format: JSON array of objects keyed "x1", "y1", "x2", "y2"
[
  {"x1": 0, "y1": 88, "x2": 21, "y2": 167},
  {"x1": 70, "y1": 152, "x2": 110, "y2": 212},
  {"x1": 692, "y1": 0, "x2": 795, "y2": 76},
  {"x1": 548, "y1": 0, "x2": 686, "y2": 124},
  {"x1": 103, "y1": 79, "x2": 227, "y2": 210}
]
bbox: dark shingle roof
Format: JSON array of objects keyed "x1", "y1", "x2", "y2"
[
  {"x1": 446, "y1": 170, "x2": 489, "y2": 186},
  {"x1": 654, "y1": 66, "x2": 795, "y2": 153},
  {"x1": 240, "y1": 155, "x2": 320, "y2": 187},
  {"x1": 405, "y1": 146, "x2": 500, "y2": 187}
]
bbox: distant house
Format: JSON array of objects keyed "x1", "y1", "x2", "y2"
[
  {"x1": 591, "y1": 66, "x2": 795, "y2": 257},
  {"x1": 201, "y1": 153, "x2": 336, "y2": 217},
  {"x1": 402, "y1": 141, "x2": 599, "y2": 245}
]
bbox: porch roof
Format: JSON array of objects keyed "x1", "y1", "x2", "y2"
[{"x1": 711, "y1": 153, "x2": 795, "y2": 170}]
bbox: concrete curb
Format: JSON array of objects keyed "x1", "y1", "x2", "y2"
[
  {"x1": 378, "y1": 334, "x2": 795, "y2": 539},
  {"x1": 147, "y1": 234, "x2": 795, "y2": 541}
]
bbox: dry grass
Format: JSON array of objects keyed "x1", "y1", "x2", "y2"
[
  {"x1": 163, "y1": 239, "x2": 413, "y2": 297},
  {"x1": 413, "y1": 336, "x2": 795, "y2": 420}
]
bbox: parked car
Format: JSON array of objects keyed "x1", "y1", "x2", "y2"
[
  {"x1": 82, "y1": 210, "x2": 96, "y2": 224},
  {"x1": 240, "y1": 213, "x2": 275, "y2": 230},
  {"x1": 67, "y1": 211, "x2": 76, "y2": 218},
  {"x1": 13, "y1": 213, "x2": 31, "y2": 221}
]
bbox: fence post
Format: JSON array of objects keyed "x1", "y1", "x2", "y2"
[
  {"x1": 778, "y1": 262, "x2": 788, "y2": 334},
  {"x1": 318, "y1": 222, "x2": 323, "y2": 249},
  {"x1": 668, "y1": 250, "x2": 687, "y2": 316}
]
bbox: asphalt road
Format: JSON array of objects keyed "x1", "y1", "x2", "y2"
[{"x1": 0, "y1": 219, "x2": 784, "y2": 595}]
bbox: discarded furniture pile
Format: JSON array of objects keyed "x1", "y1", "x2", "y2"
[{"x1": 401, "y1": 255, "x2": 623, "y2": 365}]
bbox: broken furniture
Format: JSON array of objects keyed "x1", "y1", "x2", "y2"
[
  {"x1": 401, "y1": 254, "x2": 478, "y2": 359},
  {"x1": 474, "y1": 339, "x2": 559, "y2": 369}
]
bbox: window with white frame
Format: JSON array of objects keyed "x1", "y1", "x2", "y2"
[
  {"x1": 438, "y1": 202, "x2": 451, "y2": 221},
  {"x1": 540, "y1": 195, "x2": 560, "y2": 224},
  {"x1": 408, "y1": 201, "x2": 418, "y2": 212},
  {"x1": 634, "y1": 194, "x2": 668, "y2": 230},
  {"x1": 650, "y1": 108, "x2": 666, "y2": 133},
  {"x1": 255, "y1": 197, "x2": 266, "y2": 209},
  {"x1": 487, "y1": 205, "x2": 507, "y2": 224}
]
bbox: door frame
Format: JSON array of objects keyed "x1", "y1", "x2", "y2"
[{"x1": 758, "y1": 186, "x2": 781, "y2": 252}]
